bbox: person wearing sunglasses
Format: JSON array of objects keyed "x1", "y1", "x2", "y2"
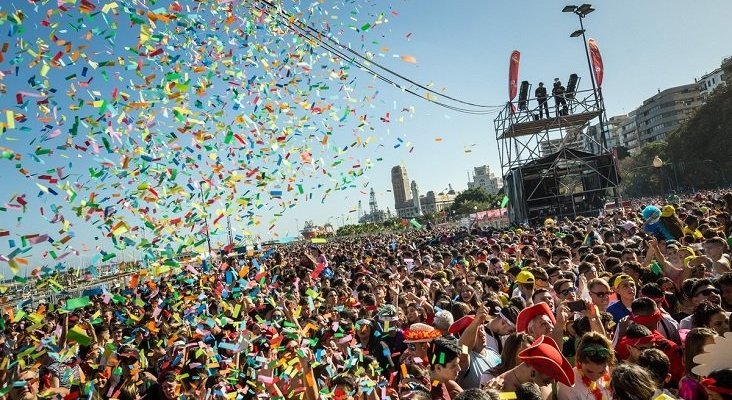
[
  {"x1": 588, "y1": 278, "x2": 613, "y2": 312},
  {"x1": 553, "y1": 279, "x2": 578, "y2": 303},
  {"x1": 680, "y1": 278, "x2": 723, "y2": 330},
  {"x1": 557, "y1": 332, "x2": 614, "y2": 400}
]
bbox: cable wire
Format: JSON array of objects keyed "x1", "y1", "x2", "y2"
[{"x1": 253, "y1": 0, "x2": 504, "y2": 114}]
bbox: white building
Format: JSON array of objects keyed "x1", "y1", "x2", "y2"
[
  {"x1": 468, "y1": 165, "x2": 503, "y2": 194},
  {"x1": 698, "y1": 67, "x2": 725, "y2": 98}
]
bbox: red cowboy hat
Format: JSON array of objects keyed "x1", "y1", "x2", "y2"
[
  {"x1": 516, "y1": 303, "x2": 555, "y2": 333},
  {"x1": 519, "y1": 335, "x2": 575, "y2": 387},
  {"x1": 448, "y1": 315, "x2": 474, "y2": 335}
]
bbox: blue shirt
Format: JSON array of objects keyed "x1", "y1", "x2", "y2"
[{"x1": 607, "y1": 300, "x2": 631, "y2": 323}]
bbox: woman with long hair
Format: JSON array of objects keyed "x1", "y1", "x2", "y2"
[
  {"x1": 485, "y1": 332, "x2": 533, "y2": 380},
  {"x1": 610, "y1": 363, "x2": 659, "y2": 400},
  {"x1": 680, "y1": 327, "x2": 718, "y2": 400},
  {"x1": 558, "y1": 332, "x2": 615, "y2": 400},
  {"x1": 693, "y1": 301, "x2": 730, "y2": 336}
]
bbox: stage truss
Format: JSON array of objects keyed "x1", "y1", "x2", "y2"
[{"x1": 494, "y1": 88, "x2": 620, "y2": 223}]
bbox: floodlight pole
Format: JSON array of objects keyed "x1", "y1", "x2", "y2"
[
  {"x1": 199, "y1": 182, "x2": 213, "y2": 257},
  {"x1": 566, "y1": 5, "x2": 607, "y2": 149}
]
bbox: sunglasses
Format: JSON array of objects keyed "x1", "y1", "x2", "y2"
[
  {"x1": 591, "y1": 291, "x2": 611, "y2": 298},
  {"x1": 559, "y1": 287, "x2": 577, "y2": 296}
]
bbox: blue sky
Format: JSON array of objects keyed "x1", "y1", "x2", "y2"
[
  {"x1": 289, "y1": 0, "x2": 732, "y2": 229},
  {"x1": 1, "y1": 0, "x2": 731, "y2": 276}
]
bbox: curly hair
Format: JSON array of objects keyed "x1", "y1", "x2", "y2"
[{"x1": 692, "y1": 301, "x2": 725, "y2": 328}]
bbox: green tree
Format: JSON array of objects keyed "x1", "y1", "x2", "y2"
[
  {"x1": 450, "y1": 188, "x2": 500, "y2": 215},
  {"x1": 619, "y1": 83, "x2": 732, "y2": 197}
]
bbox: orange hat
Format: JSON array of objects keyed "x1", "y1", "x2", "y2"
[
  {"x1": 519, "y1": 335, "x2": 575, "y2": 387},
  {"x1": 516, "y1": 303, "x2": 555, "y2": 333},
  {"x1": 404, "y1": 323, "x2": 442, "y2": 343},
  {"x1": 448, "y1": 315, "x2": 475, "y2": 336}
]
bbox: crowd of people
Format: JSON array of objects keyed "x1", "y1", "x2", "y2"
[{"x1": 2, "y1": 191, "x2": 732, "y2": 400}]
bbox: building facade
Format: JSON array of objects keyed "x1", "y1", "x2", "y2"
[
  {"x1": 540, "y1": 129, "x2": 586, "y2": 157},
  {"x1": 410, "y1": 180, "x2": 422, "y2": 216},
  {"x1": 391, "y1": 165, "x2": 414, "y2": 217},
  {"x1": 721, "y1": 55, "x2": 732, "y2": 83},
  {"x1": 698, "y1": 67, "x2": 726, "y2": 98},
  {"x1": 467, "y1": 165, "x2": 503, "y2": 194},
  {"x1": 635, "y1": 84, "x2": 702, "y2": 146},
  {"x1": 391, "y1": 165, "x2": 457, "y2": 218},
  {"x1": 421, "y1": 190, "x2": 457, "y2": 215},
  {"x1": 585, "y1": 115, "x2": 628, "y2": 154}
]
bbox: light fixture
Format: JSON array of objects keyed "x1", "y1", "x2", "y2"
[
  {"x1": 652, "y1": 156, "x2": 663, "y2": 168},
  {"x1": 577, "y1": 4, "x2": 593, "y2": 14},
  {"x1": 570, "y1": 29, "x2": 585, "y2": 37},
  {"x1": 562, "y1": 5, "x2": 577, "y2": 12}
]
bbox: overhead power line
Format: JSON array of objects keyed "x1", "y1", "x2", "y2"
[{"x1": 252, "y1": 0, "x2": 503, "y2": 115}]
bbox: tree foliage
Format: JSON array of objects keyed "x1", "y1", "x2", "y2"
[{"x1": 449, "y1": 187, "x2": 501, "y2": 215}]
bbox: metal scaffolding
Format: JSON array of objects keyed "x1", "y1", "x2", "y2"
[{"x1": 494, "y1": 87, "x2": 620, "y2": 224}]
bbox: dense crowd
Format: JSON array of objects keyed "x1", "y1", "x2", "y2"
[{"x1": 2, "y1": 191, "x2": 732, "y2": 400}]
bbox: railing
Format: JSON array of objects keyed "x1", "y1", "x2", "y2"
[
  {"x1": 494, "y1": 88, "x2": 603, "y2": 138},
  {"x1": 0, "y1": 261, "x2": 142, "y2": 307}
]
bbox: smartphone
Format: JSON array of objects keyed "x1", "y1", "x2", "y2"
[{"x1": 567, "y1": 300, "x2": 586, "y2": 313}]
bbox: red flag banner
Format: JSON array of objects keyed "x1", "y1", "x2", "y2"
[
  {"x1": 508, "y1": 50, "x2": 520, "y2": 101},
  {"x1": 588, "y1": 39, "x2": 604, "y2": 88}
]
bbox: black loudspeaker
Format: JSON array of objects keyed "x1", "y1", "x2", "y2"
[
  {"x1": 518, "y1": 81, "x2": 529, "y2": 110},
  {"x1": 566, "y1": 73, "x2": 579, "y2": 99}
]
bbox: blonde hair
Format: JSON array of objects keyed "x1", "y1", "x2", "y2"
[
  {"x1": 684, "y1": 327, "x2": 717, "y2": 376},
  {"x1": 588, "y1": 277, "x2": 610, "y2": 291}
]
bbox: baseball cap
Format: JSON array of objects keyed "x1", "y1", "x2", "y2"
[
  {"x1": 516, "y1": 270, "x2": 535, "y2": 285},
  {"x1": 613, "y1": 274, "x2": 634, "y2": 289}
]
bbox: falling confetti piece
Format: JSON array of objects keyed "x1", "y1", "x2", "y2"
[{"x1": 400, "y1": 55, "x2": 417, "y2": 64}]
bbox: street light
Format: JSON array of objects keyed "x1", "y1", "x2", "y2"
[
  {"x1": 652, "y1": 156, "x2": 678, "y2": 195},
  {"x1": 652, "y1": 156, "x2": 663, "y2": 168},
  {"x1": 563, "y1": 4, "x2": 606, "y2": 147},
  {"x1": 199, "y1": 181, "x2": 213, "y2": 257}
]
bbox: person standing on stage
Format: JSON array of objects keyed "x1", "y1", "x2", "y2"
[
  {"x1": 553, "y1": 78, "x2": 568, "y2": 116},
  {"x1": 535, "y1": 82, "x2": 549, "y2": 119}
]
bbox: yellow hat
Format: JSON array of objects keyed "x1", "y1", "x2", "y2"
[
  {"x1": 661, "y1": 205, "x2": 675, "y2": 218},
  {"x1": 682, "y1": 255, "x2": 696, "y2": 267},
  {"x1": 516, "y1": 270, "x2": 535, "y2": 285},
  {"x1": 613, "y1": 274, "x2": 635, "y2": 289},
  {"x1": 544, "y1": 218, "x2": 555, "y2": 226},
  {"x1": 678, "y1": 246, "x2": 696, "y2": 257}
]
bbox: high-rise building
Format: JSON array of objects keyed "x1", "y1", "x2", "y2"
[
  {"x1": 411, "y1": 181, "x2": 422, "y2": 216},
  {"x1": 585, "y1": 115, "x2": 628, "y2": 154},
  {"x1": 391, "y1": 165, "x2": 411, "y2": 208},
  {"x1": 467, "y1": 165, "x2": 503, "y2": 194},
  {"x1": 635, "y1": 84, "x2": 702, "y2": 146},
  {"x1": 617, "y1": 111, "x2": 640, "y2": 154}
]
